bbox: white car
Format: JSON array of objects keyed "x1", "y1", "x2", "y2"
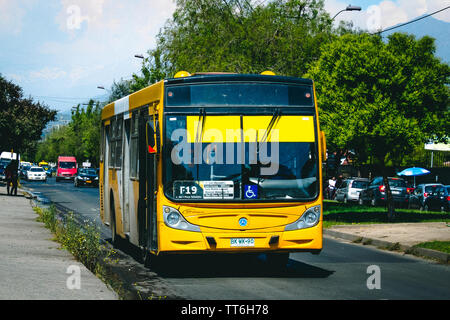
[{"x1": 27, "y1": 166, "x2": 47, "y2": 182}]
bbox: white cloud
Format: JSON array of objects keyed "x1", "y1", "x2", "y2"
[
  {"x1": 29, "y1": 67, "x2": 67, "y2": 80},
  {"x1": 324, "y1": 0, "x2": 450, "y2": 32},
  {"x1": 0, "y1": 0, "x2": 31, "y2": 34},
  {"x1": 39, "y1": 0, "x2": 176, "y2": 85}
]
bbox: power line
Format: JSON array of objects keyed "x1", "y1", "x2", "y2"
[
  {"x1": 34, "y1": 96, "x2": 97, "y2": 100},
  {"x1": 372, "y1": 6, "x2": 450, "y2": 35}
]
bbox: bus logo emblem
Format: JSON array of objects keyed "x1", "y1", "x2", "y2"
[{"x1": 239, "y1": 218, "x2": 248, "y2": 227}]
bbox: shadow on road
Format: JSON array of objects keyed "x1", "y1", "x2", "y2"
[
  {"x1": 109, "y1": 238, "x2": 334, "y2": 279},
  {"x1": 153, "y1": 254, "x2": 334, "y2": 279}
]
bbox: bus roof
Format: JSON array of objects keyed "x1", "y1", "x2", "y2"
[
  {"x1": 165, "y1": 73, "x2": 313, "y2": 86},
  {"x1": 101, "y1": 73, "x2": 314, "y2": 121}
]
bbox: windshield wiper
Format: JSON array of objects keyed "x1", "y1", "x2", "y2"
[
  {"x1": 195, "y1": 108, "x2": 206, "y2": 144},
  {"x1": 195, "y1": 108, "x2": 206, "y2": 182},
  {"x1": 260, "y1": 108, "x2": 281, "y2": 145}
]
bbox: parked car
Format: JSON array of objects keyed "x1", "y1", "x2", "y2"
[
  {"x1": 422, "y1": 185, "x2": 450, "y2": 212},
  {"x1": 26, "y1": 166, "x2": 47, "y2": 182},
  {"x1": 408, "y1": 183, "x2": 444, "y2": 210},
  {"x1": 359, "y1": 177, "x2": 409, "y2": 207},
  {"x1": 335, "y1": 178, "x2": 369, "y2": 203},
  {"x1": 74, "y1": 168, "x2": 99, "y2": 187}
]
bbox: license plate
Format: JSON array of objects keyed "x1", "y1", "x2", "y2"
[
  {"x1": 230, "y1": 238, "x2": 255, "y2": 247},
  {"x1": 86, "y1": 180, "x2": 91, "y2": 183},
  {"x1": 392, "y1": 190, "x2": 400, "y2": 195}
]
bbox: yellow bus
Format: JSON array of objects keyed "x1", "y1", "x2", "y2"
[{"x1": 100, "y1": 71, "x2": 327, "y2": 268}]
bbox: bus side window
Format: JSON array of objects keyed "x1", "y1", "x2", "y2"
[
  {"x1": 109, "y1": 118, "x2": 116, "y2": 168},
  {"x1": 115, "y1": 116, "x2": 123, "y2": 168},
  {"x1": 130, "y1": 113, "x2": 139, "y2": 179}
]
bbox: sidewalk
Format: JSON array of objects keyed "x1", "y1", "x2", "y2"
[
  {"x1": 325, "y1": 222, "x2": 450, "y2": 263},
  {"x1": 0, "y1": 187, "x2": 118, "y2": 300}
]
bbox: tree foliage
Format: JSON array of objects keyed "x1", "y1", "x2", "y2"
[
  {"x1": 307, "y1": 33, "x2": 449, "y2": 166},
  {"x1": 307, "y1": 33, "x2": 449, "y2": 219},
  {"x1": 131, "y1": 0, "x2": 335, "y2": 90},
  {"x1": 0, "y1": 74, "x2": 57, "y2": 158},
  {"x1": 35, "y1": 100, "x2": 102, "y2": 166}
]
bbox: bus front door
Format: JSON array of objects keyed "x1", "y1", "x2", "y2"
[{"x1": 138, "y1": 112, "x2": 158, "y2": 253}]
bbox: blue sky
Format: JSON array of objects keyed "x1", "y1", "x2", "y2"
[{"x1": 0, "y1": 0, "x2": 449, "y2": 113}]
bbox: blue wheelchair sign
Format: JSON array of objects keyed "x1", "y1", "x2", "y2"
[{"x1": 244, "y1": 185, "x2": 258, "y2": 199}]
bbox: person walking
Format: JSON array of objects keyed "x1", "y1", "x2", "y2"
[{"x1": 5, "y1": 160, "x2": 18, "y2": 196}]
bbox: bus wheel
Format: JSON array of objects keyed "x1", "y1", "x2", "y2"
[{"x1": 266, "y1": 253, "x2": 289, "y2": 270}]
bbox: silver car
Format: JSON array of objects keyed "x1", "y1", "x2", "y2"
[{"x1": 335, "y1": 178, "x2": 369, "y2": 203}]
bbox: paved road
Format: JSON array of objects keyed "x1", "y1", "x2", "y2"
[{"x1": 21, "y1": 177, "x2": 450, "y2": 300}]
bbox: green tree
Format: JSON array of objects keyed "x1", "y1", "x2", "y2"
[
  {"x1": 107, "y1": 79, "x2": 133, "y2": 103},
  {"x1": 0, "y1": 74, "x2": 57, "y2": 158},
  {"x1": 307, "y1": 33, "x2": 450, "y2": 220},
  {"x1": 131, "y1": 0, "x2": 335, "y2": 90},
  {"x1": 35, "y1": 100, "x2": 101, "y2": 166}
]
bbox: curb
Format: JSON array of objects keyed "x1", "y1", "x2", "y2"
[
  {"x1": 94, "y1": 241, "x2": 185, "y2": 300},
  {"x1": 25, "y1": 191, "x2": 184, "y2": 300},
  {"x1": 324, "y1": 229, "x2": 450, "y2": 264}
]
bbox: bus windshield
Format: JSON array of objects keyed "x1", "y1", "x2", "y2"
[{"x1": 163, "y1": 114, "x2": 318, "y2": 201}]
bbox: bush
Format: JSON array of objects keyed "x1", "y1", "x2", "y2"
[{"x1": 34, "y1": 206, "x2": 102, "y2": 273}]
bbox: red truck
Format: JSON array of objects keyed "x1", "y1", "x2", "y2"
[{"x1": 56, "y1": 156, "x2": 77, "y2": 182}]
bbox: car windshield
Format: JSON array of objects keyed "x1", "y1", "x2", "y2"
[
  {"x1": 389, "y1": 179, "x2": 406, "y2": 188},
  {"x1": 425, "y1": 185, "x2": 439, "y2": 193},
  {"x1": 60, "y1": 161, "x2": 76, "y2": 169},
  {"x1": 80, "y1": 169, "x2": 97, "y2": 175},
  {"x1": 30, "y1": 167, "x2": 44, "y2": 172},
  {"x1": 351, "y1": 181, "x2": 368, "y2": 189},
  {"x1": 164, "y1": 114, "x2": 318, "y2": 201}
]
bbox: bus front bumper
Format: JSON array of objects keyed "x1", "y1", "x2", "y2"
[{"x1": 158, "y1": 223, "x2": 322, "y2": 254}]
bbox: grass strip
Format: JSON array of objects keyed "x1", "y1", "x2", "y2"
[
  {"x1": 412, "y1": 241, "x2": 450, "y2": 255},
  {"x1": 323, "y1": 200, "x2": 450, "y2": 228}
]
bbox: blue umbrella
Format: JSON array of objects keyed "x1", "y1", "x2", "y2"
[{"x1": 397, "y1": 167, "x2": 430, "y2": 187}]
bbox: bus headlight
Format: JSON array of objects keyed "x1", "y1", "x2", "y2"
[
  {"x1": 163, "y1": 206, "x2": 201, "y2": 232},
  {"x1": 285, "y1": 205, "x2": 321, "y2": 231},
  {"x1": 167, "y1": 212, "x2": 180, "y2": 225}
]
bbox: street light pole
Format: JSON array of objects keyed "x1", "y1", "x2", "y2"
[{"x1": 331, "y1": 4, "x2": 362, "y2": 21}]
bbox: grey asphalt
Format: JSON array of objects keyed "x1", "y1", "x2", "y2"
[{"x1": 0, "y1": 187, "x2": 117, "y2": 300}]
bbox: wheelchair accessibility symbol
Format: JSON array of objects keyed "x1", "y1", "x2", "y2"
[{"x1": 244, "y1": 185, "x2": 258, "y2": 199}]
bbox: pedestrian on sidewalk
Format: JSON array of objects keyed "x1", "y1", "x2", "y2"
[{"x1": 5, "y1": 160, "x2": 18, "y2": 196}]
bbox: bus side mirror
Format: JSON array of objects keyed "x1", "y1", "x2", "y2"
[
  {"x1": 146, "y1": 121, "x2": 159, "y2": 154},
  {"x1": 320, "y1": 131, "x2": 327, "y2": 161}
]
